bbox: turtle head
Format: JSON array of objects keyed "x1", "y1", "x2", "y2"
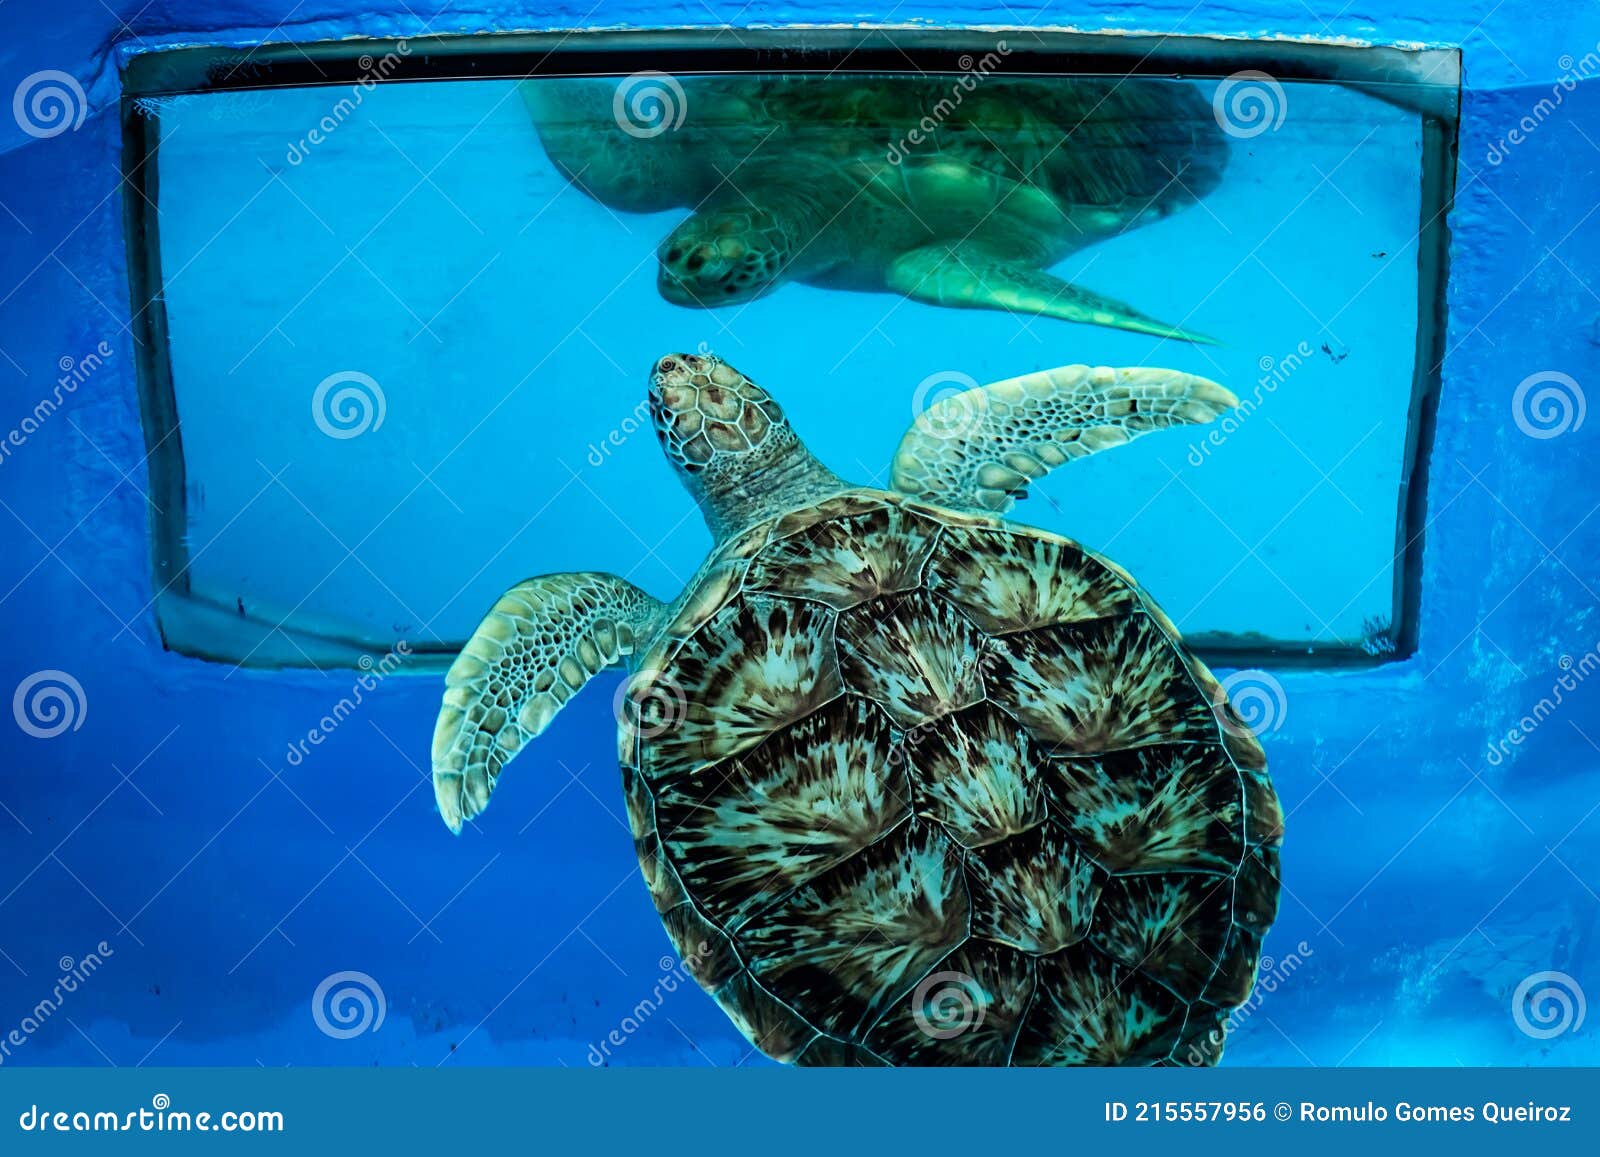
[
  {"x1": 648, "y1": 352, "x2": 841, "y2": 540},
  {"x1": 657, "y1": 206, "x2": 794, "y2": 307},
  {"x1": 649, "y1": 352, "x2": 795, "y2": 475}
]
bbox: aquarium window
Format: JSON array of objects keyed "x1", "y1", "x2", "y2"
[{"x1": 121, "y1": 31, "x2": 1459, "y2": 669}]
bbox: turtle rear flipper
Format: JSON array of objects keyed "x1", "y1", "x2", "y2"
[
  {"x1": 432, "y1": 573, "x2": 662, "y2": 833},
  {"x1": 889, "y1": 362, "x2": 1237, "y2": 513},
  {"x1": 885, "y1": 240, "x2": 1218, "y2": 345}
]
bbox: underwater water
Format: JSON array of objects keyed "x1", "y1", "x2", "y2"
[
  {"x1": 1, "y1": 62, "x2": 1597, "y2": 1069},
  {"x1": 153, "y1": 74, "x2": 1420, "y2": 660}
]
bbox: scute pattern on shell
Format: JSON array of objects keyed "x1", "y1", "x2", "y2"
[
  {"x1": 622, "y1": 491, "x2": 1281, "y2": 1065},
  {"x1": 535, "y1": 74, "x2": 1228, "y2": 243}
]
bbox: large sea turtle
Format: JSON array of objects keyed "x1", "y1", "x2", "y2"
[
  {"x1": 524, "y1": 75, "x2": 1227, "y2": 343},
  {"x1": 432, "y1": 351, "x2": 1282, "y2": 1065}
]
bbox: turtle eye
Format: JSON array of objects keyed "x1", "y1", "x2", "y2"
[{"x1": 666, "y1": 247, "x2": 683, "y2": 263}]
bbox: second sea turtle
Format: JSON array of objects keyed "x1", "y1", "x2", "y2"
[{"x1": 525, "y1": 75, "x2": 1227, "y2": 343}]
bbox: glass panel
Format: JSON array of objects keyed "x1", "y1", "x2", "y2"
[{"x1": 138, "y1": 63, "x2": 1449, "y2": 667}]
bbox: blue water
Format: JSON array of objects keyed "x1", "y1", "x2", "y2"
[
  {"x1": 1, "y1": 65, "x2": 1597, "y2": 1069},
  {"x1": 154, "y1": 76, "x2": 1419, "y2": 655}
]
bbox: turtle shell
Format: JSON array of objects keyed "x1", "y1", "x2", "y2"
[
  {"x1": 535, "y1": 74, "x2": 1227, "y2": 234},
  {"x1": 621, "y1": 490, "x2": 1281, "y2": 1066}
]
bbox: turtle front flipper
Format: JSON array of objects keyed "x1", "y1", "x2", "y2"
[
  {"x1": 884, "y1": 241, "x2": 1218, "y2": 345},
  {"x1": 889, "y1": 363, "x2": 1237, "y2": 514},
  {"x1": 432, "y1": 573, "x2": 662, "y2": 833}
]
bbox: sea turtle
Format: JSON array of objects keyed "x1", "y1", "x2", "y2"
[
  {"x1": 432, "y1": 351, "x2": 1283, "y2": 1065},
  {"x1": 523, "y1": 75, "x2": 1227, "y2": 343}
]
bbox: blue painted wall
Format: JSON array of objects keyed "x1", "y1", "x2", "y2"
[{"x1": 1, "y1": 1, "x2": 1597, "y2": 1067}]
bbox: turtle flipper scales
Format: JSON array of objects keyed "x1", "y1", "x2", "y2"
[
  {"x1": 890, "y1": 362, "x2": 1238, "y2": 513},
  {"x1": 431, "y1": 572, "x2": 660, "y2": 833}
]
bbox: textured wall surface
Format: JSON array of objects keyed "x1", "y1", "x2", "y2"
[{"x1": 0, "y1": 1, "x2": 1597, "y2": 1067}]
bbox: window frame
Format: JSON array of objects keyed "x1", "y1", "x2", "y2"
[{"x1": 120, "y1": 28, "x2": 1460, "y2": 670}]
